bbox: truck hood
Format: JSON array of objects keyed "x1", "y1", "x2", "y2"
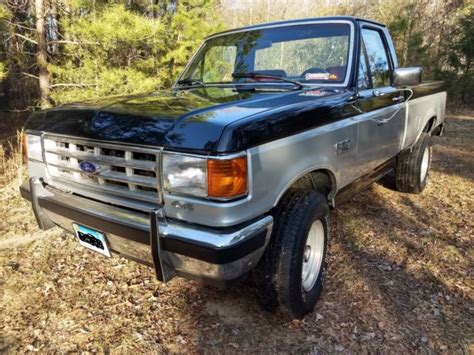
[{"x1": 26, "y1": 86, "x2": 349, "y2": 153}]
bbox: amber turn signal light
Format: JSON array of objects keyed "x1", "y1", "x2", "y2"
[{"x1": 207, "y1": 156, "x2": 247, "y2": 198}]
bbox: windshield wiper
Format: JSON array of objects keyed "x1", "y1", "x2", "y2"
[
  {"x1": 176, "y1": 78, "x2": 206, "y2": 87},
  {"x1": 232, "y1": 72, "x2": 304, "y2": 90}
]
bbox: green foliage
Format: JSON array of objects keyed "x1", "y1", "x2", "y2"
[
  {"x1": 387, "y1": 2, "x2": 429, "y2": 68},
  {"x1": 160, "y1": 0, "x2": 224, "y2": 83},
  {"x1": 0, "y1": 3, "x2": 10, "y2": 80},
  {"x1": 376, "y1": 0, "x2": 472, "y2": 105},
  {"x1": 48, "y1": 1, "x2": 221, "y2": 104},
  {"x1": 0, "y1": 62, "x2": 6, "y2": 81},
  {"x1": 447, "y1": 5, "x2": 474, "y2": 71},
  {"x1": 0, "y1": 0, "x2": 472, "y2": 108},
  {"x1": 49, "y1": 5, "x2": 164, "y2": 103},
  {"x1": 444, "y1": 4, "x2": 474, "y2": 105}
]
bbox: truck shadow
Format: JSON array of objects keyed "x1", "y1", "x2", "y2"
[
  {"x1": 328, "y1": 190, "x2": 471, "y2": 351},
  {"x1": 187, "y1": 183, "x2": 472, "y2": 352},
  {"x1": 430, "y1": 114, "x2": 474, "y2": 182}
]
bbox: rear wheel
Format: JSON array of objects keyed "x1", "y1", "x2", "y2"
[
  {"x1": 255, "y1": 189, "x2": 329, "y2": 319},
  {"x1": 395, "y1": 132, "x2": 432, "y2": 194}
]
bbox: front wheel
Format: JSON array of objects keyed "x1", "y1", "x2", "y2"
[{"x1": 255, "y1": 189, "x2": 329, "y2": 319}]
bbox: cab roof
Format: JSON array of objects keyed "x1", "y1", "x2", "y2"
[{"x1": 208, "y1": 16, "x2": 385, "y2": 38}]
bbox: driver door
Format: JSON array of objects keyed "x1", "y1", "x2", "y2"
[{"x1": 355, "y1": 26, "x2": 405, "y2": 174}]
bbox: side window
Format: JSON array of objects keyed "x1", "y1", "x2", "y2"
[
  {"x1": 361, "y1": 28, "x2": 391, "y2": 88},
  {"x1": 358, "y1": 43, "x2": 371, "y2": 90}
]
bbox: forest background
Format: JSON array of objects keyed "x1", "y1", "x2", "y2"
[{"x1": 0, "y1": 0, "x2": 472, "y2": 114}]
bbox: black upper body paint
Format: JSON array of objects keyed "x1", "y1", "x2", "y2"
[
  {"x1": 26, "y1": 86, "x2": 360, "y2": 154},
  {"x1": 25, "y1": 17, "x2": 445, "y2": 155}
]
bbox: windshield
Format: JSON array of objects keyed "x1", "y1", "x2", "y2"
[{"x1": 179, "y1": 22, "x2": 352, "y2": 87}]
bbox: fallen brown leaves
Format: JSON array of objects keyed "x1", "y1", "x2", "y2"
[{"x1": 1, "y1": 111, "x2": 473, "y2": 353}]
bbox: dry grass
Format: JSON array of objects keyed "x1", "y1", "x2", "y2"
[
  {"x1": 0, "y1": 131, "x2": 25, "y2": 192},
  {"x1": 0, "y1": 112, "x2": 473, "y2": 353}
]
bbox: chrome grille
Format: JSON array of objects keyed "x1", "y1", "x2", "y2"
[{"x1": 43, "y1": 135, "x2": 162, "y2": 207}]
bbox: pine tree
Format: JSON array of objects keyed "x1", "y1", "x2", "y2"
[
  {"x1": 159, "y1": 0, "x2": 224, "y2": 86},
  {"x1": 47, "y1": 0, "x2": 222, "y2": 104}
]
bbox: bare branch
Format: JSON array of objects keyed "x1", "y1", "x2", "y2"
[
  {"x1": 47, "y1": 40, "x2": 100, "y2": 45},
  {"x1": 6, "y1": 21, "x2": 35, "y2": 31},
  {"x1": 14, "y1": 33, "x2": 38, "y2": 45},
  {"x1": 4, "y1": 107, "x2": 36, "y2": 113},
  {"x1": 49, "y1": 83, "x2": 94, "y2": 88},
  {"x1": 21, "y1": 72, "x2": 39, "y2": 80}
]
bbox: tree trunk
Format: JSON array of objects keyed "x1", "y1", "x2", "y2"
[
  {"x1": 35, "y1": 0, "x2": 50, "y2": 108},
  {"x1": 461, "y1": 58, "x2": 471, "y2": 104}
]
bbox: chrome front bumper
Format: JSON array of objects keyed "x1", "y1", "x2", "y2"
[{"x1": 20, "y1": 177, "x2": 273, "y2": 285}]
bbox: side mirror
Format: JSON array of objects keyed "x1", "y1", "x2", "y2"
[
  {"x1": 256, "y1": 39, "x2": 273, "y2": 49},
  {"x1": 391, "y1": 67, "x2": 422, "y2": 87}
]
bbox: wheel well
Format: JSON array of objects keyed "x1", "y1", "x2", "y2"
[
  {"x1": 423, "y1": 116, "x2": 436, "y2": 134},
  {"x1": 278, "y1": 169, "x2": 336, "y2": 206}
]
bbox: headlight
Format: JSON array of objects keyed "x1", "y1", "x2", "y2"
[
  {"x1": 24, "y1": 133, "x2": 43, "y2": 162},
  {"x1": 163, "y1": 153, "x2": 207, "y2": 197},
  {"x1": 162, "y1": 153, "x2": 248, "y2": 199}
]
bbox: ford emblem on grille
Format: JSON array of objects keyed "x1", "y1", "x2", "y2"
[{"x1": 79, "y1": 161, "x2": 100, "y2": 174}]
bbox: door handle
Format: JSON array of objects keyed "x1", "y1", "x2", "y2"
[
  {"x1": 346, "y1": 94, "x2": 358, "y2": 105},
  {"x1": 373, "y1": 90, "x2": 385, "y2": 97},
  {"x1": 392, "y1": 95, "x2": 405, "y2": 103}
]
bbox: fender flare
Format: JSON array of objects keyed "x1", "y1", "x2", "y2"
[{"x1": 273, "y1": 166, "x2": 338, "y2": 208}]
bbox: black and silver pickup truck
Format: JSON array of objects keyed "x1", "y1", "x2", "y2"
[{"x1": 21, "y1": 16, "x2": 446, "y2": 319}]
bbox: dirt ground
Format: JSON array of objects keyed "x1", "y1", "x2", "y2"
[{"x1": 0, "y1": 111, "x2": 472, "y2": 353}]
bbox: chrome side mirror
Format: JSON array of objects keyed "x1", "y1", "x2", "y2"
[{"x1": 391, "y1": 67, "x2": 422, "y2": 87}]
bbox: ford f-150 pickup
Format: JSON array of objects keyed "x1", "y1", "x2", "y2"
[{"x1": 20, "y1": 16, "x2": 446, "y2": 319}]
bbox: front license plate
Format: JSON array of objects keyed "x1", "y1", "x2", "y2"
[{"x1": 72, "y1": 223, "x2": 111, "y2": 257}]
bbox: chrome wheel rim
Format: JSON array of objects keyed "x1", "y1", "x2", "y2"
[
  {"x1": 301, "y1": 220, "x2": 325, "y2": 292},
  {"x1": 420, "y1": 146, "x2": 430, "y2": 183}
]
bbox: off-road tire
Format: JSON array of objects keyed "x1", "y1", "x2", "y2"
[
  {"x1": 254, "y1": 189, "x2": 329, "y2": 320},
  {"x1": 395, "y1": 132, "x2": 432, "y2": 193}
]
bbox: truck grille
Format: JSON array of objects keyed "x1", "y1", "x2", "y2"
[{"x1": 43, "y1": 135, "x2": 162, "y2": 207}]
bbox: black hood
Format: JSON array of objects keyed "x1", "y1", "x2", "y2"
[{"x1": 26, "y1": 87, "x2": 355, "y2": 153}]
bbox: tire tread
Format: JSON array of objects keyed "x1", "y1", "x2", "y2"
[
  {"x1": 395, "y1": 132, "x2": 432, "y2": 193},
  {"x1": 255, "y1": 189, "x2": 329, "y2": 319}
]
